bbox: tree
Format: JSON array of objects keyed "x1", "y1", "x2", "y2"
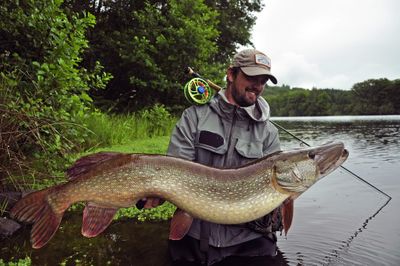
[
  {"x1": 62, "y1": 0, "x2": 264, "y2": 112},
  {"x1": 63, "y1": 0, "x2": 220, "y2": 112},
  {"x1": 204, "y1": 0, "x2": 264, "y2": 62},
  {"x1": 351, "y1": 78, "x2": 397, "y2": 114},
  {"x1": 0, "y1": 0, "x2": 109, "y2": 181},
  {"x1": 383, "y1": 79, "x2": 400, "y2": 114}
]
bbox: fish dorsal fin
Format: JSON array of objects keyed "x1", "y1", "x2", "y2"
[
  {"x1": 169, "y1": 209, "x2": 193, "y2": 240},
  {"x1": 67, "y1": 152, "x2": 132, "y2": 180},
  {"x1": 81, "y1": 202, "x2": 118, "y2": 238}
]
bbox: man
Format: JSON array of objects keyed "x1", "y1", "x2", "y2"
[{"x1": 144, "y1": 49, "x2": 282, "y2": 265}]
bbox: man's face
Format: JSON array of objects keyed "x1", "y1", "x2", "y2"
[{"x1": 228, "y1": 69, "x2": 269, "y2": 107}]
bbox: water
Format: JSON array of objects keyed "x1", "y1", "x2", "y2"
[
  {"x1": 272, "y1": 115, "x2": 400, "y2": 266},
  {"x1": 1, "y1": 115, "x2": 399, "y2": 265}
]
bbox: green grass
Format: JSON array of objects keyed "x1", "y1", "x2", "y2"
[
  {"x1": 4, "y1": 107, "x2": 179, "y2": 222},
  {"x1": 86, "y1": 135, "x2": 172, "y2": 154},
  {"x1": 78, "y1": 105, "x2": 177, "y2": 151}
]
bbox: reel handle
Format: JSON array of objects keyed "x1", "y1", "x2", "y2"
[{"x1": 186, "y1": 67, "x2": 222, "y2": 92}]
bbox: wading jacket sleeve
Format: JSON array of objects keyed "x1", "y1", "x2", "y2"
[{"x1": 167, "y1": 91, "x2": 281, "y2": 248}]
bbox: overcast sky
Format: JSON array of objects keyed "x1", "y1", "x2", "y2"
[{"x1": 251, "y1": 0, "x2": 400, "y2": 90}]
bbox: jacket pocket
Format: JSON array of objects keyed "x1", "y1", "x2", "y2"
[
  {"x1": 235, "y1": 139, "x2": 263, "y2": 159},
  {"x1": 195, "y1": 130, "x2": 227, "y2": 155}
]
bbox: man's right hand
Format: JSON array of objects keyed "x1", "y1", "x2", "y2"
[{"x1": 136, "y1": 197, "x2": 165, "y2": 209}]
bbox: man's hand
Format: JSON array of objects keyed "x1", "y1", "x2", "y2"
[{"x1": 136, "y1": 197, "x2": 165, "y2": 209}]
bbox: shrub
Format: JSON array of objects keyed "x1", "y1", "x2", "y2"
[{"x1": 0, "y1": 0, "x2": 110, "y2": 188}]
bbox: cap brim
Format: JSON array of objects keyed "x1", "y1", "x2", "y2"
[{"x1": 241, "y1": 66, "x2": 278, "y2": 84}]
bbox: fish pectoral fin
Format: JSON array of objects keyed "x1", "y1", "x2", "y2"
[
  {"x1": 81, "y1": 202, "x2": 118, "y2": 238},
  {"x1": 169, "y1": 209, "x2": 193, "y2": 240},
  {"x1": 281, "y1": 197, "x2": 296, "y2": 236}
]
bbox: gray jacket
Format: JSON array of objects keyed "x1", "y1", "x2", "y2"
[{"x1": 167, "y1": 90, "x2": 281, "y2": 248}]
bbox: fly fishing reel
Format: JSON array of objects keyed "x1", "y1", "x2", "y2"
[
  {"x1": 183, "y1": 77, "x2": 213, "y2": 105},
  {"x1": 183, "y1": 67, "x2": 222, "y2": 105}
]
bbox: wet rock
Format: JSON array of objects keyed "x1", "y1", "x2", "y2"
[
  {"x1": 0, "y1": 217, "x2": 21, "y2": 238},
  {"x1": 0, "y1": 191, "x2": 32, "y2": 238}
]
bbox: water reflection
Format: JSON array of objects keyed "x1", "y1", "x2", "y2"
[
  {"x1": 272, "y1": 115, "x2": 400, "y2": 266},
  {"x1": 1, "y1": 216, "x2": 290, "y2": 266},
  {"x1": 320, "y1": 197, "x2": 391, "y2": 266},
  {"x1": 272, "y1": 116, "x2": 400, "y2": 165},
  {"x1": 2, "y1": 216, "x2": 171, "y2": 265}
]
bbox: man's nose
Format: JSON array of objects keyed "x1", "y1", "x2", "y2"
[{"x1": 252, "y1": 78, "x2": 265, "y2": 89}]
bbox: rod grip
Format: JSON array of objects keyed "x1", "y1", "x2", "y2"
[{"x1": 185, "y1": 67, "x2": 222, "y2": 91}]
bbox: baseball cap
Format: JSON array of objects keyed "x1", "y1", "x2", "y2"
[{"x1": 232, "y1": 49, "x2": 277, "y2": 84}]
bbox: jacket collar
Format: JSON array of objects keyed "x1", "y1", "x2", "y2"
[{"x1": 208, "y1": 89, "x2": 271, "y2": 122}]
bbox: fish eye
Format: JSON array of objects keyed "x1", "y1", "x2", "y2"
[{"x1": 308, "y1": 151, "x2": 316, "y2": 159}]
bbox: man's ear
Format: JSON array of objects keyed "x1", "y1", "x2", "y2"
[{"x1": 226, "y1": 68, "x2": 235, "y2": 83}]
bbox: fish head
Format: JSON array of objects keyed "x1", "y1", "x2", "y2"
[{"x1": 273, "y1": 142, "x2": 349, "y2": 194}]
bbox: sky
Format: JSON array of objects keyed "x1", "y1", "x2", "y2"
[{"x1": 251, "y1": 0, "x2": 400, "y2": 90}]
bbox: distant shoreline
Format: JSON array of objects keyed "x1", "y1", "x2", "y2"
[{"x1": 271, "y1": 115, "x2": 400, "y2": 122}]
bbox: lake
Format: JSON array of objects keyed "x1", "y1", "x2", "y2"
[
  {"x1": 1, "y1": 115, "x2": 399, "y2": 265},
  {"x1": 271, "y1": 115, "x2": 400, "y2": 266}
]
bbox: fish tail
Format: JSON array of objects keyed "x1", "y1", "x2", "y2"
[{"x1": 11, "y1": 189, "x2": 65, "y2": 249}]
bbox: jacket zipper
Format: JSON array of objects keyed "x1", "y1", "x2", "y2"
[
  {"x1": 222, "y1": 106, "x2": 237, "y2": 167},
  {"x1": 216, "y1": 107, "x2": 237, "y2": 247}
]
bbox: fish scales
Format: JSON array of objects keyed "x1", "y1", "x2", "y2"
[
  {"x1": 136, "y1": 155, "x2": 283, "y2": 223},
  {"x1": 50, "y1": 155, "x2": 282, "y2": 224},
  {"x1": 11, "y1": 142, "x2": 348, "y2": 249}
]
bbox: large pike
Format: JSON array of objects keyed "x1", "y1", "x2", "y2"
[{"x1": 11, "y1": 142, "x2": 348, "y2": 249}]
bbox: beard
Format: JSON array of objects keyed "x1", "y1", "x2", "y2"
[{"x1": 231, "y1": 83, "x2": 259, "y2": 107}]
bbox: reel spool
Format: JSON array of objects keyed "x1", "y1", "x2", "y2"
[{"x1": 183, "y1": 77, "x2": 213, "y2": 105}]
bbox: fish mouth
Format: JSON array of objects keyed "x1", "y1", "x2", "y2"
[{"x1": 311, "y1": 142, "x2": 349, "y2": 176}]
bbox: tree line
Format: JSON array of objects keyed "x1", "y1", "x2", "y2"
[{"x1": 264, "y1": 78, "x2": 400, "y2": 116}]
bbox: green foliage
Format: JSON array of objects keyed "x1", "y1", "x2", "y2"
[
  {"x1": 264, "y1": 79, "x2": 399, "y2": 116},
  {"x1": 115, "y1": 202, "x2": 176, "y2": 222},
  {"x1": 204, "y1": 0, "x2": 263, "y2": 61},
  {"x1": 139, "y1": 104, "x2": 175, "y2": 137},
  {"x1": 63, "y1": 0, "x2": 220, "y2": 112},
  {"x1": 88, "y1": 135, "x2": 171, "y2": 155},
  {"x1": 62, "y1": 0, "x2": 264, "y2": 112},
  {"x1": 78, "y1": 104, "x2": 176, "y2": 150},
  {"x1": 0, "y1": 257, "x2": 31, "y2": 266},
  {"x1": 0, "y1": 0, "x2": 110, "y2": 186},
  {"x1": 351, "y1": 78, "x2": 400, "y2": 115}
]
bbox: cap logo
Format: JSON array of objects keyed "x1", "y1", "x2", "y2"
[{"x1": 255, "y1": 54, "x2": 271, "y2": 68}]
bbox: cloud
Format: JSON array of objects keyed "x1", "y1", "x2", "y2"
[
  {"x1": 273, "y1": 52, "x2": 322, "y2": 88},
  {"x1": 251, "y1": 0, "x2": 400, "y2": 89}
]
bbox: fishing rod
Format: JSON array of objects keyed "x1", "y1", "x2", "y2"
[{"x1": 183, "y1": 67, "x2": 392, "y2": 201}]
